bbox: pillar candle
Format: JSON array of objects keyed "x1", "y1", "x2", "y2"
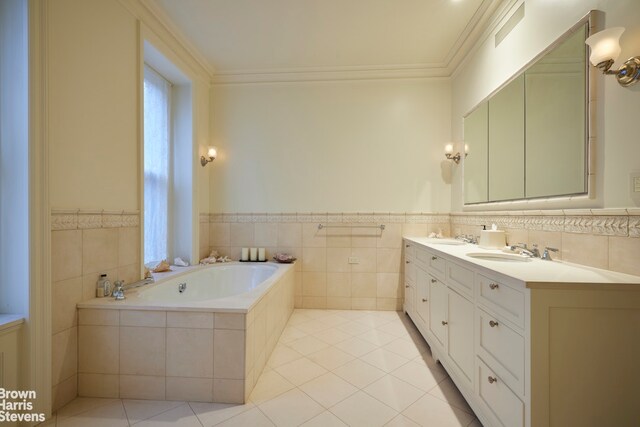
[
  {"x1": 250, "y1": 247, "x2": 258, "y2": 261},
  {"x1": 258, "y1": 248, "x2": 266, "y2": 261},
  {"x1": 241, "y1": 248, "x2": 249, "y2": 261}
]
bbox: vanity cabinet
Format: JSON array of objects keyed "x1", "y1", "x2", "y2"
[{"x1": 402, "y1": 237, "x2": 640, "y2": 427}]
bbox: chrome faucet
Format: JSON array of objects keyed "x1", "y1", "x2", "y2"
[
  {"x1": 541, "y1": 247, "x2": 559, "y2": 261},
  {"x1": 511, "y1": 243, "x2": 540, "y2": 258}
]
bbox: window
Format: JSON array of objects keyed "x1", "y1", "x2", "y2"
[{"x1": 143, "y1": 65, "x2": 171, "y2": 264}]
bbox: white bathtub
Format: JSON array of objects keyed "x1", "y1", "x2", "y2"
[
  {"x1": 78, "y1": 261, "x2": 292, "y2": 312},
  {"x1": 76, "y1": 261, "x2": 295, "y2": 404}
]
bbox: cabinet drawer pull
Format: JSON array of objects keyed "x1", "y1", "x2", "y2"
[
  {"x1": 441, "y1": 320, "x2": 448, "y2": 326},
  {"x1": 406, "y1": 260, "x2": 411, "y2": 264},
  {"x1": 431, "y1": 256, "x2": 438, "y2": 261},
  {"x1": 406, "y1": 244, "x2": 410, "y2": 248},
  {"x1": 431, "y1": 279, "x2": 437, "y2": 283},
  {"x1": 489, "y1": 283, "x2": 499, "y2": 290},
  {"x1": 405, "y1": 285, "x2": 409, "y2": 288},
  {"x1": 489, "y1": 320, "x2": 499, "y2": 328},
  {"x1": 488, "y1": 376, "x2": 497, "y2": 384},
  {"x1": 422, "y1": 298, "x2": 428, "y2": 302}
]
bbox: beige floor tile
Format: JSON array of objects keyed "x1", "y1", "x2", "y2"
[
  {"x1": 249, "y1": 370, "x2": 295, "y2": 404},
  {"x1": 266, "y1": 344, "x2": 304, "y2": 368},
  {"x1": 333, "y1": 359, "x2": 386, "y2": 389},
  {"x1": 428, "y1": 377, "x2": 475, "y2": 414},
  {"x1": 391, "y1": 360, "x2": 448, "y2": 392},
  {"x1": 402, "y1": 393, "x2": 475, "y2": 427},
  {"x1": 287, "y1": 312, "x2": 313, "y2": 326},
  {"x1": 363, "y1": 375, "x2": 425, "y2": 412},
  {"x1": 375, "y1": 320, "x2": 415, "y2": 338},
  {"x1": 216, "y1": 407, "x2": 275, "y2": 426},
  {"x1": 336, "y1": 321, "x2": 371, "y2": 336},
  {"x1": 360, "y1": 349, "x2": 411, "y2": 373},
  {"x1": 329, "y1": 391, "x2": 398, "y2": 427},
  {"x1": 258, "y1": 389, "x2": 324, "y2": 427},
  {"x1": 57, "y1": 401, "x2": 128, "y2": 427},
  {"x1": 383, "y1": 337, "x2": 428, "y2": 359},
  {"x1": 299, "y1": 373, "x2": 358, "y2": 408},
  {"x1": 295, "y1": 319, "x2": 330, "y2": 334},
  {"x1": 56, "y1": 397, "x2": 119, "y2": 419},
  {"x1": 333, "y1": 336, "x2": 379, "y2": 357},
  {"x1": 356, "y1": 314, "x2": 395, "y2": 328},
  {"x1": 274, "y1": 357, "x2": 328, "y2": 386},
  {"x1": 358, "y1": 329, "x2": 398, "y2": 346},
  {"x1": 300, "y1": 410, "x2": 348, "y2": 427},
  {"x1": 122, "y1": 400, "x2": 184, "y2": 424},
  {"x1": 312, "y1": 328, "x2": 351, "y2": 345},
  {"x1": 189, "y1": 401, "x2": 255, "y2": 426},
  {"x1": 384, "y1": 414, "x2": 422, "y2": 426},
  {"x1": 278, "y1": 326, "x2": 307, "y2": 344},
  {"x1": 134, "y1": 403, "x2": 201, "y2": 427},
  {"x1": 287, "y1": 335, "x2": 330, "y2": 355},
  {"x1": 306, "y1": 347, "x2": 355, "y2": 370},
  {"x1": 318, "y1": 314, "x2": 350, "y2": 328}
]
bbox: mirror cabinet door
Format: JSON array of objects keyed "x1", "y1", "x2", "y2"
[
  {"x1": 464, "y1": 102, "x2": 488, "y2": 204},
  {"x1": 525, "y1": 26, "x2": 587, "y2": 198},
  {"x1": 488, "y1": 75, "x2": 525, "y2": 201}
]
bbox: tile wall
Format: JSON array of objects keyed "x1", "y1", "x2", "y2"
[
  {"x1": 51, "y1": 210, "x2": 141, "y2": 410},
  {"x1": 204, "y1": 213, "x2": 451, "y2": 310},
  {"x1": 451, "y1": 209, "x2": 640, "y2": 276}
]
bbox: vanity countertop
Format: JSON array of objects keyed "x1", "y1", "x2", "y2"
[{"x1": 405, "y1": 236, "x2": 640, "y2": 289}]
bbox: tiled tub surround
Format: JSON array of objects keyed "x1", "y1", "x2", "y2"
[
  {"x1": 75, "y1": 263, "x2": 294, "y2": 404},
  {"x1": 451, "y1": 209, "x2": 640, "y2": 277},
  {"x1": 51, "y1": 210, "x2": 141, "y2": 410},
  {"x1": 205, "y1": 213, "x2": 451, "y2": 311}
]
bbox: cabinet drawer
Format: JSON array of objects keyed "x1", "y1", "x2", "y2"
[
  {"x1": 446, "y1": 260, "x2": 474, "y2": 298},
  {"x1": 417, "y1": 249, "x2": 446, "y2": 277},
  {"x1": 477, "y1": 308, "x2": 525, "y2": 395},
  {"x1": 477, "y1": 274, "x2": 525, "y2": 328},
  {"x1": 404, "y1": 241, "x2": 416, "y2": 259},
  {"x1": 478, "y1": 358, "x2": 524, "y2": 427}
]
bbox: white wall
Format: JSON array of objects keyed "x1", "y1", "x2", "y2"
[
  {"x1": 210, "y1": 78, "x2": 452, "y2": 213},
  {"x1": 0, "y1": 0, "x2": 29, "y2": 316},
  {"x1": 451, "y1": 0, "x2": 640, "y2": 211}
]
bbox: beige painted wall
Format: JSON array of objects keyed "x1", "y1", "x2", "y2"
[
  {"x1": 210, "y1": 78, "x2": 452, "y2": 213},
  {"x1": 48, "y1": 0, "x2": 211, "y2": 213},
  {"x1": 451, "y1": 0, "x2": 640, "y2": 211}
]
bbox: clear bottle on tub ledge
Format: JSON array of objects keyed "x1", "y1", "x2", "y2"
[{"x1": 96, "y1": 274, "x2": 112, "y2": 298}]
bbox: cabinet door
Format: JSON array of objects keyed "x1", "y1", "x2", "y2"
[
  {"x1": 429, "y1": 279, "x2": 447, "y2": 352},
  {"x1": 447, "y1": 289, "x2": 475, "y2": 385},
  {"x1": 404, "y1": 282, "x2": 415, "y2": 317},
  {"x1": 416, "y1": 268, "x2": 431, "y2": 328}
]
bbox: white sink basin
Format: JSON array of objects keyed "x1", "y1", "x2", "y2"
[
  {"x1": 415, "y1": 238, "x2": 466, "y2": 246},
  {"x1": 466, "y1": 252, "x2": 532, "y2": 263}
]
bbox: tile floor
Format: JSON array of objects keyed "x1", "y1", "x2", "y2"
[{"x1": 44, "y1": 309, "x2": 482, "y2": 426}]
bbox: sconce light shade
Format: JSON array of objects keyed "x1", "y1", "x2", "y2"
[
  {"x1": 201, "y1": 146, "x2": 217, "y2": 167},
  {"x1": 585, "y1": 26, "x2": 640, "y2": 87},
  {"x1": 585, "y1": 27, "x2": 624, "y2": 66}
]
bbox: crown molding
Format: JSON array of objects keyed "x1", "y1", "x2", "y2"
[{"x1": 119, "y1": 0, "x2": 214, "y2": 80}]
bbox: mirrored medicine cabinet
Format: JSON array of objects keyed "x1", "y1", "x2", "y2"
[{"x1": 464, "y1": 19, "x2": 592, "y2": 205}]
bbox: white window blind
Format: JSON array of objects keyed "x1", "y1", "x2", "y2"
[{"x1": 143, "y1": 65, "x2": 171, "y2": 264}]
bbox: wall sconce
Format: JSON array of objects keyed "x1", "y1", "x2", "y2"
[
  {"x1": 585, "y1": 27, "x2": 640, "y2": 87},
  {"x1": 445, "y1": 143, "x2": 467, "y2": 164},
  {"x1": 200, "y1": 147, "x2": 217, "y2": 167}
]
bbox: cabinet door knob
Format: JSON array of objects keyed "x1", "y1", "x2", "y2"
[
  {"x1": 488, "y1": 376, "x2": 497, "y2": 384},
  {"x1": 405, "y1": 285, "x2": 409, "y2": 288},
  {"x1": 489, "y1": 320, "x2": 499, "y2": 328},
  {"x1": 406, "y1": 260, "x2": 411, "y2": 264},
  {"x1": 431, "y1": 256, "x2": 438, "y2": 261},
  {"x1": 431, "y1": 279, "x2": 437, "y2": 283},
  {"x1": 422, "y1": 298, "x2": 428, "y2": 302},
  {"x1": 441, "y1": 320, "x2": 448, "y2": 326},
  {"x1": 489, "y1": 283, "x2": 499, "y2": 290},
  {"x1": 406, "y1": 244, "x2": 410, "y2": 248}
]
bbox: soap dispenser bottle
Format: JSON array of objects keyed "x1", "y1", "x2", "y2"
[{"x1": 96, "y1": 274, "x2": 112, "y2": 298}]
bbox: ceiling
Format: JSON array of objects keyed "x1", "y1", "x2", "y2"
[{"x1": 150, "y1": 0, "x2": 503, "y2": 82}]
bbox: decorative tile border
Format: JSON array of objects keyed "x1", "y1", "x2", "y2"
[
  {"x1": 51, "y1": 210, "x2": 140, "y2": 230},
  {"x1": 451, "y1": 209, "x2": 639, "y2": 237},
  {"x1": 206, "y1": 212, "x2": 451, "y2": 225}
]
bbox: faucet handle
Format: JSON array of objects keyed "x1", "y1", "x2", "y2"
[{"x1": 541, "y1": 247, "x2": 559, "y2": 261}]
